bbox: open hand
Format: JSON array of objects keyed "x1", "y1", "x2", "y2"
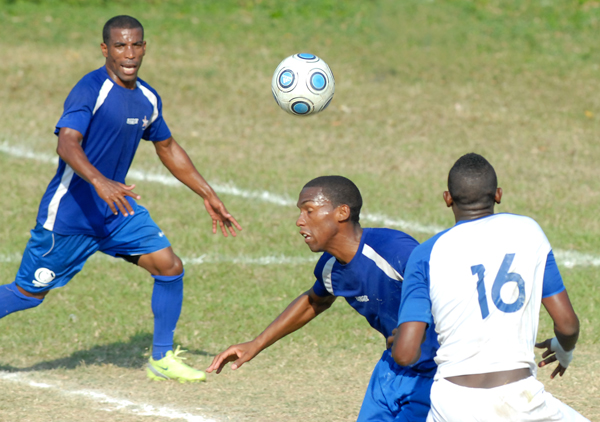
[
  {"x1": 94, "y1": 178, "x2": 140, "y2": 216},
  {"x1": 204, "y1": 196, "x2": 242, "y2": 237},
  {"x1": 206, "y1": 341, "x2": 258, "y2": 374},
  {"x1": 535, "y1": 338, "x2": 569, "y2": 379}
]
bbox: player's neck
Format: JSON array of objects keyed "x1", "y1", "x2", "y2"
[
  {"x1": 453, "y1": 206, "x2": 495, "y2": 223},
  {"x1": 327, "y1": 224, "x2": 363, "y2": 265}
]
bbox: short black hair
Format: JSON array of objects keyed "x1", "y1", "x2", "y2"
[
  {"x1": 303, "y1": 175, "x2": 362, "y2": 224},
  {"x1": 103, "y1": 15, "x2": 144, "y2": 44},
  {"x1": 448, "y1": 153, "x2": 498, "y2": 210}
]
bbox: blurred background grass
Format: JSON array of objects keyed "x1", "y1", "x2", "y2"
[{"x1": 0, "y1": 0, "x2": 599, "y2": 420}]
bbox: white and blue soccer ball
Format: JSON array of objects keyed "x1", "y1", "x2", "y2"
[{"x1": 271, "y1": 53, "x2": 335, "y2": 116}]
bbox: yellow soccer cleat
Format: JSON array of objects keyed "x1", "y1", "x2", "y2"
[{"x1": 146, "y1": 345, "x2": 207, "y2": 383}]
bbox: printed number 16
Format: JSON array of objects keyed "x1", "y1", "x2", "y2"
[{"x1": 471, "y1": 253, "x2": 526, "y2": 319}]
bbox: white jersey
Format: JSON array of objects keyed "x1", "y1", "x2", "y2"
[{"x1": 398, "y1": 213, "x2": 565, "y2": 381}]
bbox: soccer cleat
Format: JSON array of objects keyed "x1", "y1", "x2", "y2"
[{"x1": 146, "y1": 345, "x2": 207, "y2": 383}]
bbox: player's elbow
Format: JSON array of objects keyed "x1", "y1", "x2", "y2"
[
  {"x1": 307, "y1": 290, "x2": 335, "y2": 315},
  {"x1": 313, "y1": 298, "x2": 334, "y2": 315},
  {"x1": 56, "y1": 143, "x2": 68, "y2": 160},
  {"x1": 391, "y1": 342, "x2": 419, "y2": 367},
  {"x1": 391, "y1": 321, "x2": 426, "y2": 366},
  {"x1": 555, "y1": 313, "x2": 580, "y2": 338}
]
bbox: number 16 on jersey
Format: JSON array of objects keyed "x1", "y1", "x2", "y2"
[{"x1": 471, "y1": 253, "x2": 526, "y2": 319}]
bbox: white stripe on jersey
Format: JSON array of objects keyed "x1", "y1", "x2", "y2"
[
  {"x1": 43, "y1": 164, "x2": 75, "y2": 231},
  {"x1": 362, "y1": 244, "x2": 403, "y2": 281},
  {"x1": 322, "y1": 256, "x2": 336, "y2": 295},
  {"x1": 44, "y1": 81, "x2": 113, "y2": 230},
  {"x1": 136, "y1": 82, "x2": 159, "y2": 125},
  {"x1": 92, "y1": 79, "x2": 114, "y2": 115}
]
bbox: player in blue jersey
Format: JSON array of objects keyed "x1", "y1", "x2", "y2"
[
  {"x1": 0, "y1": 15, "x2": 242, "y2": 383},
  {"x1": 207, "y1": 175, "x2": 439, "y2": 421},
  {"x1": 392, "y1": 153, "x2": 588, "y2": 421}
]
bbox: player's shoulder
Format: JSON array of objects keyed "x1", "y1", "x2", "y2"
[
  {"x1": 136, "y1": 76, "x2": 161, "y2": 96},
  {"x1": 76, "y1": 66, "x2": 111, "y2": 87},
  {"x1": 68, "y1": 67, "x2": 111, "y2": 95},
  {"x1": 361, "y1": 228, "x2": 420, "y2": 272},
  {"x1": 474, "y1": 213, "x2": 546, "y2": 239},
  {"x1": 432, "y1": 213, "x2": 547, "y2": 253},
  {"x1": 493, "y1": 212, "x2": 542, "y2": 227},
  {"x1": 362, "y1": 227, "x2": 419, "y2": 249},
  {"x1": 408, "y1": 227, "x2": 450, "y2": 263},
  {"x1": 314, "y1": 252, "x2": 336, "y2": 280}
]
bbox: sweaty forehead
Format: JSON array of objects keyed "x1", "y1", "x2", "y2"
[
  {"x1": 108, "y1": 27, "x2": 143, "y2": 43},
  {"x1": 297, "y1": 187, "x2": 331, "y2": 207}
]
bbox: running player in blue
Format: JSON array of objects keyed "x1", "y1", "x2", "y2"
[
  {"x1": 392, "y1": 153, "x2": 588, "y2": 421},
  {"x1": 207, "y1": 176, "x2": 438, "y2": 421},
  {"x1": 0, "y1": 15, "x2": 242, "y2": 383}
]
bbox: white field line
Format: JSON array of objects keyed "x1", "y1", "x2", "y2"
[
  {"x1": 0, "y1": 253, "x2": 315, "y2": 266},
  {"x1": 0, "y1": 371, "x2": 218, "y2": 422},
  {"x1": 1, "y1": 141, "x2": 598, "y2": 269},
  {"x1": 0, "y1": 142, "x2": 296, "y2": 207}
]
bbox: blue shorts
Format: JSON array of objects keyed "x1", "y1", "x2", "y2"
[
  {"x1": 357, "y1": 349, "x2": 434, "y2": 422},
  {"x1": 15, "y1": 206, "x2": 171, "y2": 294}
]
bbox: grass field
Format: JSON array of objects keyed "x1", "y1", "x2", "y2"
[{"x1": 1, "y1": 0, "x2": 599, "y2": 420}]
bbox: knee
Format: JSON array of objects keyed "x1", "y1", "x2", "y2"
[
  {"x1": 155, "y1": 252, "x2": 183, "y2": 277},
  {"x1": 140, "y1": 248, "x2": 184, "y2": 277},
  {"x1": 166, "y1": 255, "x2": 183, "y2": 276},
  {"x1": 17, "y1": 284, "x2": 49, "y2": 300}
]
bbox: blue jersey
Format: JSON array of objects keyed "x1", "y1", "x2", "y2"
[
  {"x1": 312, "y1": 228, "x2": 439, "y2": 373},
  {"x1": 36, "y1": 66, "x2": 172, "y2": 237}
]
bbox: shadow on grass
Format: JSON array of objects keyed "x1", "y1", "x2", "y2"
[{"x1": 0, "y1": 331, "x2": 214, "y2": 372}]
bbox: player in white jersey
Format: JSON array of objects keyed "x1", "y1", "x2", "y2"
[{"x1": 392, "y1": 153, "x2": 588, "y2": 421}]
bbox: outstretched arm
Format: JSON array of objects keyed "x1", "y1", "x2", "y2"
[
  {"x1": 153, "y1": 136, "x2": 242, "y2": 237},
  {"x1": 57, "y1": 127, "x2": 140, "y2": 216},
  {"x1": 206, "y1": 288, "x2": 336, "y2": 374},
  {"x1": 536, "y1": 290, "x2": 580, "y2": 379}
]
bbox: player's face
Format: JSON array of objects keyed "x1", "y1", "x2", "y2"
[
  {"x1": 101, "y1": 27, "x2": 146, "y2": 89},
  {"x1": 296, "y1": 187, "x2": 340, "y2": 253}
]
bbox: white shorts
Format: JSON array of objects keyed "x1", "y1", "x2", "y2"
[{"x1": 427, "y1": 376, "x2": 589, "y2": 422}]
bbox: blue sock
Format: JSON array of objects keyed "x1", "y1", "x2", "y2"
[
  {"x1": 0, "y1": 282, "x2": 44, "y2": 318},
  {"x1": 151, "y1": 271, "x2": 184, "y2": 360}
]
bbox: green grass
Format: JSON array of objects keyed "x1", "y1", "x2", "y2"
[{"x1": 1, "y1": 0, "x2": 599, "y2": 420}]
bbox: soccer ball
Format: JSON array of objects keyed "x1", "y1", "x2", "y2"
[{"x1": 271, "y1": 53, "x2": 335, "y2": 116}]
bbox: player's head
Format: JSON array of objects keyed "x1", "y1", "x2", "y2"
[
  {"x1": 296, "y1": 176, "x2": 362, "y2": 253},
  {"x1": 101, "y1": 15, "x2": 146, "y2": 89},
  {"x1": 303, "y1": 176, "x2": 362, "y2": 223},
  {"x1": 446, "y1": 153, "x2": 500, "y2": 213},
  {"x1": 102, "y1": 15, "x2": 144, "y2": 44}
]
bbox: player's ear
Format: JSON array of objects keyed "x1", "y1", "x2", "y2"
[
  {"x1": 336, "y1": 204, "x2": 351, "y2": 223},
  {"x1": 494, "y1": 187, "x2": 502, "y2": 204},
  {"x1": 443, "y1": 191, "x2": 453, "y2": 208},
  {"x1": 101, "y1": 42, "x2": 109, "y2": 58}
]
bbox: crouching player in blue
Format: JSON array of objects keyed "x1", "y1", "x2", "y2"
[
  {"x1": 0, "y1": 15, "x2": 241, "y2": 382},
  {"x1": 207, "y1": 176, "x2": 438, "y2": 421}
]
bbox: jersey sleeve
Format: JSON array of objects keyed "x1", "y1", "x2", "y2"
[
  {"x1": 312, "y1": 279, "x2": 331, "y2": 297},
  {"x1": 54, "y1": 78, "x2": 97, "y2": 137},
  {"x1": 311, "y1": 254, "x2": 333, "y2": 297},
  {"x1": 542, "y1": 250, "x2": 566, "y2": 298},
  {"x1": 142, "y1": 92, "x2": 171, "y2": 142},
  {"x1": 397, "y1": 245, "x2": 434, "y2": 326}
]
